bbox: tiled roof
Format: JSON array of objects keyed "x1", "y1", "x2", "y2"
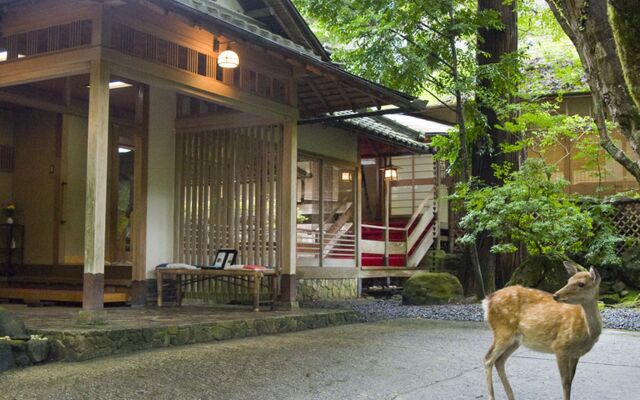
[
  {"x1": 174, "y1": 0, "x2": 322, "y2": 59},
  {"x1": 332, "y1": 111, "x2": 431, "y2": 153}
]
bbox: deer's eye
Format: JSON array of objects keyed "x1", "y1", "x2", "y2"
[{"x1": 578, "y1": 282, "x2": 585, "y2": 288}]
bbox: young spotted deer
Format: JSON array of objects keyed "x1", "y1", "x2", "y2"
[{"x1": 483, "y1": 261, "x2": 602, "y2": 400}]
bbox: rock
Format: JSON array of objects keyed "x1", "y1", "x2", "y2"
[
  {"x1": 613, "y1": 281, "x2": 627, "y2": 293},
  {"x1": 402, "y1": 272, "x2": 463, "y2": 305},
  {"x1": 0, "y1": 341, "x2": 14, "y2": 372},
  {"x1": 507, "y1": 254, "x2": 584, "y2": 293},
  {"x1": 621, "y1": 290, "x2": 630, "y2": 297},
  {"x1": 27, "y1": 339, "x2": 50, "y2": 363},
  {"x1": 620, "y1": 260, "x2": 640, "y2": 289},
  {"x1": 0, "y1": 307, "x2": 27, "y2": 339},
  {"x1": 600, "y1": 294, "x2": 621, "y2": 305},
  {"x1": 599, "y1": 281, "x2": 615, "y2": 294},
  {"x1": 13, "y1": 352, "x2": 30, "y2": 367},
  {"x1": 618, "y1": 247, "x2": 640, "y2": 289}
]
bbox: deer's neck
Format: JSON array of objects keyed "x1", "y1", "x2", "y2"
[{"x1": 581, "y1": 298, "x2": 603, "y2": 340}]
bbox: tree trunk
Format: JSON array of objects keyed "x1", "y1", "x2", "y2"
[
  {"x1": 474, "y1": 0, "x2": 518, "y2": 294},
  {"x1": 545, "y1": 0, "x2": 640, "y2": 182},
  {"x1": 609, "y1": 0, "x2": 640, "y2": 110},
  {"x1": 449, "y1": 7, "x2": 485, "y2": 300}
]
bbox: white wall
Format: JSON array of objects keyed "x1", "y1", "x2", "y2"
[
  {"x1": 145, "y1": 86, "x2": 176, "y2": 278},
  {"x1": 0, "y1": 110, "x2": 15, "y2": 205},
  {"x1": 13, "y1": 110, "x2": 57, "y2": 265},
  {"x1": 298, "y1": 124, "x2": 358, "y2": 163}
]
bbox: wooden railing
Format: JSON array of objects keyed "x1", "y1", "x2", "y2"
[
  {"x1": 361, "y1": 196, "x2": 437, "y2": 268},
  {"x1": 296, "y1": 227, "x2": 356, "y2": 267},
  {"x1": 0, "y1": 20, "x2": 92, "y2": 62}
]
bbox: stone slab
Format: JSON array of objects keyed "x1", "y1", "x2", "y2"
[{"x1": 2, "y1": 305, "x2": 359, "y2": 362}]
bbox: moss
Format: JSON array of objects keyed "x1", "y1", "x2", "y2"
[
  {"x1": 600, "y1": 293, "x2": 621, "y2": 305},
  {"x1": 507, "y1": 254, "x2": 582, "y2": 293},
  {"x1": 402, "y1": 272, "x2": 463, "y2": 305},
  {"x1": 612, "y1": 290, "x2": 640, "y2": 308},
  {"x1": 609, "y1": 2, "x2": 640, "y2": 110}
]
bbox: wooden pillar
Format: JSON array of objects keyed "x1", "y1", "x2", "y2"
[
  {"x1": 131, "y1": 86, "x2": 149, "y2": 307},
  {"x1": 383, "y1": 160, "x2": 390, "y2": 266},
  {"x1": 81, "y1": 60, "x2": 110, "y2": 322},
  {"x1": 279, "y1": 119, "x2": 298, "y2": 308}
]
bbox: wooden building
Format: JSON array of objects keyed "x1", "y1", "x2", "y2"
[
  {"x1": 424, "y1": 92, "x2": 639, "y2": 253},
  {"x1": 0, "y1": 0, "x2": 438, "y2": 314}
]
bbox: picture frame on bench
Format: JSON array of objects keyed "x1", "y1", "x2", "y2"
[{"x1": 209, "y1": 249, "x2": 237, "y2": 269}]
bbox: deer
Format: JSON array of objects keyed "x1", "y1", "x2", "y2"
[{"x1": 483, "y1": 260, "x2": 602, "y2": 400}]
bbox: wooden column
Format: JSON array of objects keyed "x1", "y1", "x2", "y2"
[
  {"x1": 279, "y1": 119, "x2": 298, "y2": 307},
  {"x1": 81, "y1": 60, "x2": 110, "y2": 321},
  {"x1": 131, "y1": 86, "x2": 149, "y2": 307},
  {"x1": 356, "y1": 150, "x2": 363, "y2": 296}
]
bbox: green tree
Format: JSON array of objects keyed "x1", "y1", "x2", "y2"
[{"x1": 456, "y1": 158, "x2": 620, "y2": 265}]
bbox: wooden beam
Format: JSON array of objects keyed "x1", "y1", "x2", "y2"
[
  {"x1": 245, "y1": 7, "x2": 275, "y2": 19},
  {"x1": 175, "y1": 112, "x2": 279, "y2": 132},
  {"x1": 102, "y1": 47, "x2": 298, "y2": 119},
  {"x1": 335, "y1": 81, "x2": 357, "y2": 111},
  {"x1": 0, "y1": 87, "x2": 137, "y2": 127},
  {"x1": 305, "y1": 78, "x2": 331, "y2": 114},
  {"x1": 82, "y1": 59, "x2": 110, "y2": 313},
  {"x1": 0, "y1": 46, "x2": 99, "y2": 88}
]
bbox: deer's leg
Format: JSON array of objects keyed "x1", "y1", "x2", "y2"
[
  {"x1": 556, "y1": 353, "x2": 577, "y2": 400},
  {"x1": 495, "y1": 341, "x2": 520, "y2": 400},
  {"x1": 569, "y1": 357, "x2": 579, "y2": 384},
  {"x1": 485, "y1": 343, "x2": 496, "y2": 400},
  {"x1": 485, "y1": 337, "x2": 517, "y2": 400}
]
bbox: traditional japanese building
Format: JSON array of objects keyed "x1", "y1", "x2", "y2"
[{"x1": 0, "y1": 0, "x2": 439, "y2": 317}]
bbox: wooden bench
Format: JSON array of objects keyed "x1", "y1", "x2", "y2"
[{"x1": 156, "y1": 268, "x2": 279, "y2": 311}]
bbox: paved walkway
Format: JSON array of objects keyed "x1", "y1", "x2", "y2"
[{"x1": 2, "y1": 319, "x2": 639, "y2": 399}]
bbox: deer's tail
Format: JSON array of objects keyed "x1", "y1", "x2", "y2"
[{"x1": 481, "y1": 294, "x2": 494, "y2": 322}]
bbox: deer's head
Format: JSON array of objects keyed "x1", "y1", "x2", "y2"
[{"x1": 553, "y1": 261, "x2": 601, "y2": 304}]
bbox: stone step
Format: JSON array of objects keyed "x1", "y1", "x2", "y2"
[{"x1": 30, "y1": 310, "x2": 360, "y2": 362}]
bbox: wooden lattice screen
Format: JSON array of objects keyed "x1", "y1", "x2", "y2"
[
  {"x1": 0, "y1": 20, "x2": 92, "y2": 60},
  {"x1": 175, "y1": 124, "x2": 282, "y2": 267},
  {"x1": 611, "y1": 199, "x2": 640, "y2": 253}
]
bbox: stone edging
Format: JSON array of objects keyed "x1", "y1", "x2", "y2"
[{"x1": 31, "y1": 310, "x2": 360, "y2": 362}]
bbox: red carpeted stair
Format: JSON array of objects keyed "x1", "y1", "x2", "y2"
[{"x1": 360, "y1": 218, "x2": 434, "y2": 267}]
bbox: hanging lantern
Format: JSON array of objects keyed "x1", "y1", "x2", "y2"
[
  {"x1": 341, "y1": 171, "x2": 353, "y2": 182},
  {"x1": 218, "y1": 48, "x2": 239, "y2": 69},
  {"x1": 382, "y1": 163, "x2": 398, "y2": 181}
]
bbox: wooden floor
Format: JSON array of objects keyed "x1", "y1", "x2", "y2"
[{"x1": 0, "y1": 288, "x2": 130, "y2": 303}]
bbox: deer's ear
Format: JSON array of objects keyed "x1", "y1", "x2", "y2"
[
  {"x1": 563, "y1": 261, "x2": 579, "y2": 276},
  {"x1": 589, "y1": 267, "x2": 600, "y2": 282}
]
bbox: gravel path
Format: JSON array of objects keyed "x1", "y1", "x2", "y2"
[{"x1": 305, "y1": 298, "x2": 640, "y2": 331}]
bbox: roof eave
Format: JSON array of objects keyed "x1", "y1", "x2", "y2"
[{"x1": 152, "y1": 0, "x2": 422, "y2": 114}]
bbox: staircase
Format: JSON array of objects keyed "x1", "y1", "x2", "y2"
[{"x1": 360, "y1": 197, "x2": 437, "y2": 268}]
